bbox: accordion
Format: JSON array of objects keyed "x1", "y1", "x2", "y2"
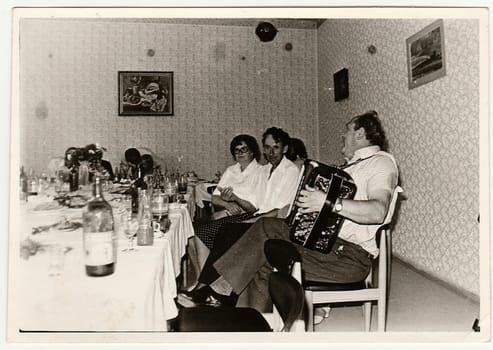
[{"x1": 287, "y1": 159, "x2": 357, "y2": 254}]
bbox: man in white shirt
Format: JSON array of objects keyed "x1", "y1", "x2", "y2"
[
  {"x1": 255, "y1": 127, "x2": 300, "y2": 216},
  {"x1": 180, "y1": 127, "x2": 299, "y2": 304}
]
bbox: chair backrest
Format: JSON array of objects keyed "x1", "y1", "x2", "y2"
[
  {"x1": 268, "y1": 271, "x2": 304, "y2": 331},
  {"x1": 368, "y1": 186, "x2": 402, "y2": 285},
  {"x1": 264, "y1": 239, "x2": 301, "y2": 274},
  {"x1": 383, "y1": 186, "x2": 403, "y2": 227}
]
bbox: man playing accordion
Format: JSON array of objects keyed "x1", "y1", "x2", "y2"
[{"x1": 179, "y1": 110, "x2": 399, "y2": 313}]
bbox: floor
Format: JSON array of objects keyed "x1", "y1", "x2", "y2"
[{"x1": 314, "y1": 258, "x2": 480, "y2": 332}]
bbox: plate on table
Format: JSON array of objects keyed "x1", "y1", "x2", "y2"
[
  {"x1": 67, "y1": 196, "x2": 87, "y2": 208},
  {"x1": 32, "y1": 201, "x2": 65, "y2": 214},
  {"x1": 109, "y1": 186, "x2": 131, "y2": 195}
]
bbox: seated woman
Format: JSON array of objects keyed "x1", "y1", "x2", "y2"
[
  {"x1": 286, "y1": 137, "x2": 308, "y2": 170},
  {"x1": 194, "y1": 134, "x2": 263, "y2": 250}
]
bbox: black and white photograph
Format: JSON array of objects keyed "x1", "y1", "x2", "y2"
[{"x1": 2, "y1": 3, "x2": 490, "y2": 349}]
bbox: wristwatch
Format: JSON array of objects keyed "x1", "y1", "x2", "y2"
[{"x1": 333, "y1": 197, "x2": 343, "y2": 213}]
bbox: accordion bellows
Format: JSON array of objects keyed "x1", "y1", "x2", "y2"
[{"x1": 287, "y1": 159, "x2": 357, "y2": 254}]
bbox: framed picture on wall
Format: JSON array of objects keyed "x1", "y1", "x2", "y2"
[
  {"x1": 333, "y1": 68, "x2": 349, "y2": 101},
  {"x1": 406, "y1": 19, "x2": 446, "y2": 89},
  {"x1": 118, "y1": 71, "x2": 174, "y2": 116}
]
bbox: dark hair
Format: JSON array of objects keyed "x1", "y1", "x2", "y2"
[
  {"x1": 64, "y1": 147, "x2": 81, "y2": 168},
  {"x1": 125, "y1": 148, "x2": 141, "y2": 166},
  {"x1": 229, "y1": 134, "x2": 261, "y2": 161},
  {"x1": 141, "y1": 154, "x2": 154, "y2": 166},
  {"x1": 350, "y1": 110, "x2": 388, "y2": 150},
  {"x1": 262, "y1": 127, "x2": 291, "y2": 148},
  {"x1": 83, "y1": 144, "x2": 103, "y2": 161},
  {"x1": 286, "y1": 138, "x2": 308, "y2": 161},
  {"x1": 140, "y1": 154, "x2": 154, "y2": 173}
]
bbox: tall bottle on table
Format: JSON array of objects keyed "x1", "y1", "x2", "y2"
[
  {"x1": 82, "y1": 176, "x2": 116, "y2": 277},
  {"x1": 19, "y1": 166, "x2": 28, "y2": 202},
  {"x1": 137, "y1": 189, "x2": 154, "y2": 246}
]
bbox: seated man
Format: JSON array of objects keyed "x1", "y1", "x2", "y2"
[
  {"x1": 179, "y1": 110, "x2": 399, "y2": 312},
  {"x1": 122, "y1": 148, "x2": 142, "y2": 180}
]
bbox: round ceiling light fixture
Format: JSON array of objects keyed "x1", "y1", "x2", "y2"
[{"x1": 255, "y1": 22, "x2": 278, "y2": 42}]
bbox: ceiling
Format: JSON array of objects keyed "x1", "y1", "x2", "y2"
[{"x1": 63, "y1": 18, "x2": 326, "y2": 30}]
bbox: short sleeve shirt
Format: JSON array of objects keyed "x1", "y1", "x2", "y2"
[{"x1": 339, "y1": 146, "x2": 399, "y2": 257}]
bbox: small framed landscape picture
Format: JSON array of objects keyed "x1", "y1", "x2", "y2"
[
  {"x1": 118, "y1": 71, "x2": 174, "y2": 116},
  {"x1": 406, "y1": 19, "x2": 446, "y2": 89}
]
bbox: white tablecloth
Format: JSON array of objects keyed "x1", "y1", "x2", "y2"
[
  {"x1": 11, "y1": 196, "x2": 194, "y2": 332},
  {"x1": 191, "y1": 182, "x2": 217, "y2": 208}
]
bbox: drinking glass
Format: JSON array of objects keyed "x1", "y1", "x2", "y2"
[
  {"x1": 47, "y1": 244, "x2": 65, "y2": 277},
  {"x1": 78, "y1": 164, "x2": 90, "y2": 186},
  {"x1": 121, "y1": 194, "x2": 132, "y2": 218},
  {"x1": 165, "y1": 177, "x2": 178, "y2": 202},
  {"x1": 122, "y1": 216, "x2": 139, "y2": 252},
  {"x1": 151, "y1": 192, "x2": 169, "y2": 238},
  {"x1": 178, "y1": 174, "x2": 188, "y2": 194}
]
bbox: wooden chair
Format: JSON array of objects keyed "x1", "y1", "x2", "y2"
[{"x1": 304, "y1": 186, "x2": 403, "y2": 332}]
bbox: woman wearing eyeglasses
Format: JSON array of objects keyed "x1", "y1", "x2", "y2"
[{"x1": 194, "y1": 134, "x2": 263, "y2": 250}]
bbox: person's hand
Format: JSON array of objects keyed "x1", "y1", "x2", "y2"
[
  {"x1": 224, "y1": 202, "x2": 243, "y2": 216},
  {"x1": 295, "y1": 185, "x2": 326, "y2": 214},
  {"x1": 220, "y1": 186, "x2": 236, "y2": 202}
]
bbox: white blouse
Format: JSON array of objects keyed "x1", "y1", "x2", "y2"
[{"x1": 212, "y1": 159, "x2": 263, "y2": 208}]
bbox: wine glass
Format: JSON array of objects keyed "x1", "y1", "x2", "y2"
[{"x1": 122, "y1": 216, "x2": 139, "y2": 252}]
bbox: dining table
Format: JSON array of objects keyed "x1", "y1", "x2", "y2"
[{"x1": 9, "y1": 187, "x2": 195, "y2": 333}]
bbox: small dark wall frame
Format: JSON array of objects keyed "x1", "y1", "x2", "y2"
[
  {"x1": 333, "y1": 68, "x2": 349, "y2": 102},
  {"x1": 118, "y1": 71, "x2": 174, "y2": 116}
]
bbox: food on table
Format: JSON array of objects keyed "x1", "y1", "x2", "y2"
[{"x1": 33, "y1": 201, "x2": 63, "y2": 211}]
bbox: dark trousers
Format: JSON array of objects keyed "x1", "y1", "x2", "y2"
[
  {"x1": 213, "y1": 217, "x2": 373, "y2": 312},
  {"x1": 198, "y1": 223, "x2": 253, "y2": 284}
]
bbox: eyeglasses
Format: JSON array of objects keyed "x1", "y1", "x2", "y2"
[{"x1": 234, "y1": 146, "x2": 250, "y2": 155}]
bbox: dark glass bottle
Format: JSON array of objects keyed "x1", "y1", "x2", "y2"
[
  {"x1": 19, "y1": 166, "x2": 28, "y2": 202},
  {"x1": 82, "y1": 177, "x2": 115, "y2": 277},
  {"x1": 69, "y1": 166, "x2": 79, "y2": 192}
]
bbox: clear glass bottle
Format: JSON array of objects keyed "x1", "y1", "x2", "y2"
[
  {"x1": 82, "y1": 176, "x2": 115, "y2": 277},
  {"x1": 137, "y1": 189, "x2": 153, "y2": 246},
  {"x1": 27, "y1": 168, "x2": 38, "y2": 195}
]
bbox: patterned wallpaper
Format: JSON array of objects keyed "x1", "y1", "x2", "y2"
[
  {"x1": 18, "y1": 19, "x2": 318, "y2": 179},
  {"x1": 317, "y1": 19, "x2": 480, "y2": 296},
  {"x1": 18, "y1": 18, "x2": 481, "y2": 297}
]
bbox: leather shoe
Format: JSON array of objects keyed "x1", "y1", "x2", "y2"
[
  {"x1": 179, "y1": 286, "x2": 237, "y2": 307},
  {"x1": 182, "y1": 286, "x2": 215, "y2": 304}
]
